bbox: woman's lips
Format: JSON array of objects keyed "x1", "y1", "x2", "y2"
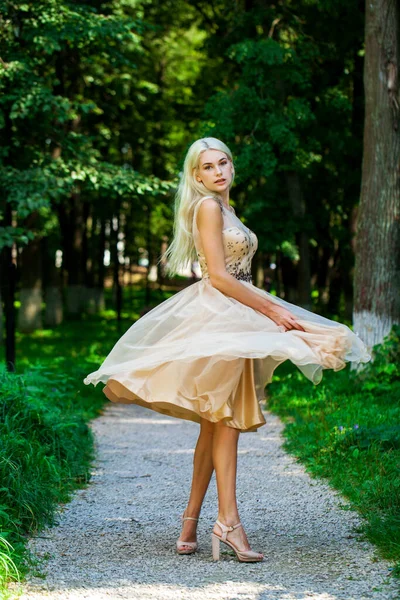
[{"x1": 215, "y1": 179, "x2": 226, "y2": 184}]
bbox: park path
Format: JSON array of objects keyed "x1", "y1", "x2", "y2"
[{"x1": 17, "y1": 403, "x2": 398, "y2": 600}]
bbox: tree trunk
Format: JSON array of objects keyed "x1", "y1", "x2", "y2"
[
  {"x1": 95, "y1": 216, "x2": 106, "y2": 311},
  {"x1": 316, "y1": 244, "x2": 332, "y2": 309},
  {"x1": 42, "y1": 236, "x2": 63, "y2": 327},
  {"x1": 18, "y1": 234, "x2": 43, "y2": 333},
  {"x1": 111, "y1": 211, "x2": 123, "y2": 326},
  {"x1": 17, "y1": 210, "x2": 43, "y2": 333},
  {"x1": 58, "y1": 193, "x2": 88, "y2": 316},
  {"x1": 285, "y1": 171, "x2": 312, "y2": 309},
  {"x1": 144, "y1": 202, "x2": 152, "y2": 306},
  {"x1": 0, "y1": 290, "x2": 3, "y2": 345},
  {"x1": 281, "y1": 255, "x2": 298, "y2": 303},
  {"x1": 85, "y1": 215, "x2": 105, "y2": 313},
  {"x1": 353, "y1": 0, "x2": 400, "y2": 349},
  {"x1": 0, "y1": 204, "x2": 16, "y2": 371}
]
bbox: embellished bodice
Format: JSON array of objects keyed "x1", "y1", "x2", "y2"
[{"x1": 192, "y1": 196, "x2": 258, "y2": 284}]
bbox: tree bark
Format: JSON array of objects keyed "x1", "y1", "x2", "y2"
[
  {"x1": 111, "y1": 212, "x2": 123, "y2": 328},
  {"x1": 0, "y1": 204, "x2": 16, "y2": 370},
  {"x1": 42, "y1": 236, "x2": 63, "y2": 327},
  {"x1": 58, "y1": 193, "x2": 88, "y2": 316},
  {"x1": 17, "y1": 211, "x2": 43, "y2": 333},
  {"x1": 86, "y1": 215, "x2": 106, "y2": 314},
  {"x1": 353, "y1": 0, "x2": 400, "y2": 349},
  {"x1": 0, "y1": 290, "x2": 3, "y2": 345},
  {"x1": 285, "y1": 171, "x2": 312, "y2": 309},
  {"x1": 18, "y1": 234, "x2": 43, "y2": 333}
]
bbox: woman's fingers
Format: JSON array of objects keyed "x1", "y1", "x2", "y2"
[
  {"x1": 271, "y1": 307, "x2": 306, "y2": 332},
  {"x1": 281, "y1": 317, "x2": 306, "y2": 332},
  {"x1": 291, "y1": 319, "x2": 305, "y2": 332}
]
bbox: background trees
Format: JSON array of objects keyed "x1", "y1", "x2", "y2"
[{"x1": 0, "y1": 0, "x2": 398, "y2": 370}]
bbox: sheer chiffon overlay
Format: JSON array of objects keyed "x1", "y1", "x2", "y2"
[{"x1": 84, "y1": 196, "x2": 371, "y2": 432}]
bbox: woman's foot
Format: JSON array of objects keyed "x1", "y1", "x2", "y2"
[
  {"x1": 176, "y1": 509, "x2": 199, "y2": 554},
  {"x1": 213, "y1": 514, "x2": 263, "y2": 559}
]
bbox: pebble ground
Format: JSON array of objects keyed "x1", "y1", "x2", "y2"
[{"x1": 16, "y1": 403, "x2": 399, "y2": 600}]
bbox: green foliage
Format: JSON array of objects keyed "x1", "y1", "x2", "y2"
[
  {"x1": 0, "y1": 537, "x2": 19, "y2": 591},
  {"x1": 0, "y1": 331, "x2": 109, "y2": 589},
  {"x1": 193, "y1": 1, "x2": 365, "y2": 314},
  {"x1": 0, "y1": 284, "x2": 174, "y2": 591},
  {"x1": 0, "y1": 361, "x2": 104, "y2": 572},
  {"x1": 268, "y1": 326, "x2": 400, "y2": 573},
  {"x1": 0, "y1": 0, "x2": 176, "y2": 249}
]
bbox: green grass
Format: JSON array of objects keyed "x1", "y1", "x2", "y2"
[
  {"x1": 1, "y1": 284, "x2": 399, "y2": 594},
  {"x1": 0, "y1": 284, "x2": 175, "y2": 598},
  {"x1": 267, "y1": 325, "x2": 400, "y2": 576}
]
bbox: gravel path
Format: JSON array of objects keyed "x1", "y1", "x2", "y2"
[{"x1": 17, "y1": 403, "x2": 398, "y2": 600}]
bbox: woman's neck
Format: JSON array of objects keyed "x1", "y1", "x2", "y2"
[{"x1": 219, "y1": 189, "x2": 230, "y2": 208}]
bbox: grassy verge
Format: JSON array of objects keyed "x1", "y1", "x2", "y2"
[
  {"x1": 267, "y1": 325, "x2": 400, "y2": 576},
  {"x1": 2, "y1": 284, "x2": 398, "y2": 593},
  {"x1": 0, "y1": 285, "x2": 174, "y2": 598}
]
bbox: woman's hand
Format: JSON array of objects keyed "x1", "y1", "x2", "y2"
[{"x1": 262, "y1": 303, "x2": 306, "y2": 332}]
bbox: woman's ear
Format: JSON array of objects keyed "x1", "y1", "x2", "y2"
[{"x1": 193, "y1": 167, "x2": 202, "y2": 183}]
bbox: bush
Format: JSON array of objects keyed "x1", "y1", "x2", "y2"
[{"x1": 0, "y1": 361, "x2": 105, "y2": 586}]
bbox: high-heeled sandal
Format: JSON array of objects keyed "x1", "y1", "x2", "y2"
[
  {"x1": 211, "y1": 519, "x2": 264, "y2": 562},
  {"x1": 176, "y1": 512, "x2": 199, "y2": 555}
]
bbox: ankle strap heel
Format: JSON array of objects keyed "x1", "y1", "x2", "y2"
[
  {"x1": 176, "y1": 511, "x2": 199, "y2": 555},
  {"x1": 211, "y1": 519, "x2": 264, "y2": 563},
  {"x1": 211, "y1": 532, "x2": 220, "y2": 560}
]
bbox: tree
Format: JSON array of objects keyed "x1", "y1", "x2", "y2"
[
  {"x1": 197, "y1": 0, "x2": 365, "y2": 312},
  {"x1": 353, "y1": 0, "x2": 400, "y2": 348},
  {"x1": 0, "y1": 0, "x2": 172, "y2": 368}
]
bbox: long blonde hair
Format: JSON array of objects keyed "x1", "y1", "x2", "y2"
[{"x1": 159, "y1": 137, "x2": 235, "y2": 276}]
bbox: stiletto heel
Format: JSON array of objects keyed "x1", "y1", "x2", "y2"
[
  {"x1": 211, "y1": 519, "x2": 264, "y2": 563},
  {"x1": 211, "y1": 532, "x2": 220, "y2": 560},
  {"x1": 176, "y1": 511, "x2": 199, "y2": 555}
]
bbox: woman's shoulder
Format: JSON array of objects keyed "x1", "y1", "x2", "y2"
[
  {"x1": 195, "y1": 195, "x2": 224, "y2": 215},
  {"x1": 193, "y1": 196, "x2": 224, "y2": 233}
]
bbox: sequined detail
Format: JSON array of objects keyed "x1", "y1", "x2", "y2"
[
  {"x1": 193, "y1": 197, "x2": 258, "y2": 285},
  {"x1": 234, "y1": 271, "x2": 252, "y2": 283}
]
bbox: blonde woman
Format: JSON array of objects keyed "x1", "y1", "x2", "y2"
[{"x1": 84, "y1": 137, "x2": 370, "y2": 563}]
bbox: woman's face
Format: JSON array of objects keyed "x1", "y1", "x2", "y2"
[{"x1": 194, "y1": 149, "x2": 234, "y2": 193}]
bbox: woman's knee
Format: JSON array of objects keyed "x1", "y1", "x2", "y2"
[
  {"x1": 214, "y1": 420, "x2": 240, "y2": 441},
  {"x1": 200, "y1": 418, "x2": 215, "y2": 436}
]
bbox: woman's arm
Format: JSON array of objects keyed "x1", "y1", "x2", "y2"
[{"x1": 196, "y1": 198, "x2": 304, "y2": 332}]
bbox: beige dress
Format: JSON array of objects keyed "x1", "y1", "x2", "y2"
[{"x1": 84, "y1": 196, "x2": 370, "y2": 432}]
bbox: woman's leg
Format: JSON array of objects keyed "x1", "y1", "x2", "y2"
[
  {"x1": 212, "y1": 420, "x2": 261, "y2": 553},
  {"x1": 179, "y1": 418, "x2": 215, "y2": 548}
]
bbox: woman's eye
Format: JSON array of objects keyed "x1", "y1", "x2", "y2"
[{"x1": 203, "y1": 161, "x2": 226, "y2": 170}]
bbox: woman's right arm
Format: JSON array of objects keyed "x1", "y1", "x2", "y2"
[{"x1": 196, "y1": 198, "x2": 304, "y2": 332}]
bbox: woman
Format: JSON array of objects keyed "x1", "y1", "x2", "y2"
[{"x1": 84, "y1": 137, "x2": 370, "y2": 563}]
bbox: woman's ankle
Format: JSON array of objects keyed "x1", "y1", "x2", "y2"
[{"x1": 217, "y1": 511, "x2": 240, "y2": 526}]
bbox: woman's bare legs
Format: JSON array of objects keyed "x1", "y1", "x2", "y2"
[
  {"x1": 179, "y1": 418, "x2": 262, "y2": 557},
  {"x1": 178, "y1": 418, "x2": 215, "y2": 550},
  {"x1": 212, "y1": 420, "x2": 262, "y2": 555}
]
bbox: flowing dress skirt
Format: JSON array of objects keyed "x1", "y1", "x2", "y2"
[{"x1": 84, "y1": 279, "x2": 371, "y2": 432}]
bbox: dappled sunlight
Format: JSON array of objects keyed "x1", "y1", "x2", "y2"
[
  {"x1": 20, "y1": 581, "x2": 341, "y2": 600},
  {"x1": 237, "y1": 447, "x2": 266, "y2": 454},
  {"x1": 103, "y1": 517, "x2": 137, "y2": 522},
  {"x1": 257, "y1": 435, "x2": 282, "y2": 442},
  {"x1": 268, "y1": 464, "x2": 304, "y2": 478}
]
